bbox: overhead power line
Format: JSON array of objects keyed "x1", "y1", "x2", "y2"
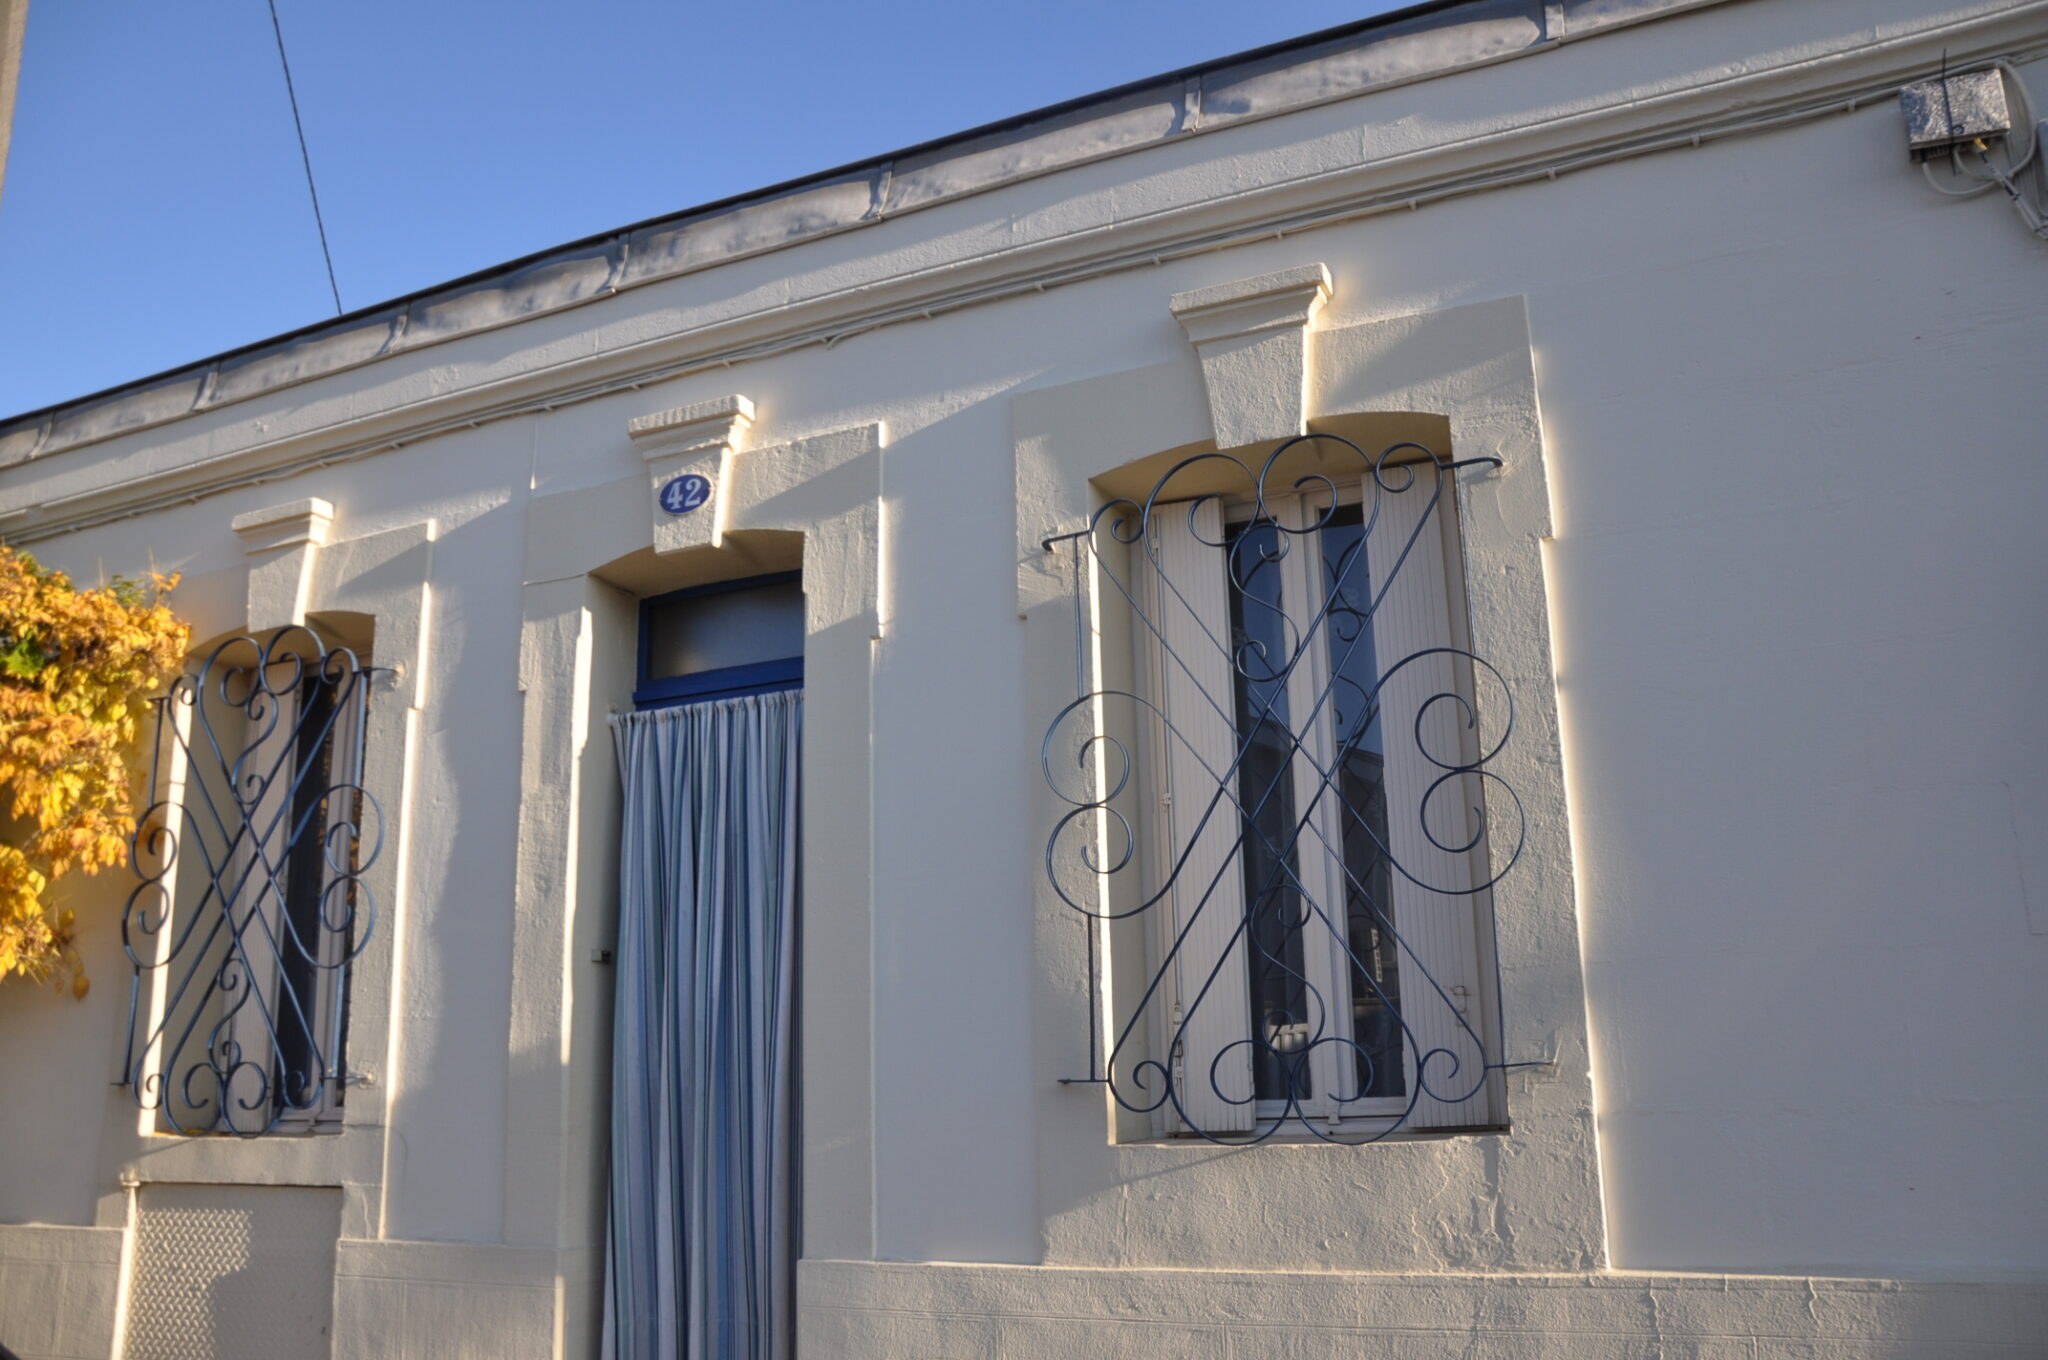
[{"x1": 265, "y1": 0, "x2": 343, "y2": 315}]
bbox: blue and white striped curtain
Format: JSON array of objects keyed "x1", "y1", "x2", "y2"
[{"x1": 604, "y1": 692, "x2": 801, "y2": 1360}]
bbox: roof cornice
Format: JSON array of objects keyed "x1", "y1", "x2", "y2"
[
  {"x1": 2, "y1": 0, "x2": 2043, "y2": 542},
  {"x1": 0, "y1": 0, "x2": 1732, "y2": 465}
]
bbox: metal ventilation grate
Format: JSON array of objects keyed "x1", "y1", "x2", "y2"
[{"x1": 124, "y1": 1183, "x2": 340, "y2": 1360}]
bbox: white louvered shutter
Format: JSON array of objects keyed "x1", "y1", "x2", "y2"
[
  {"x1": 226, "y1": 665, "x2": 303, "y2": 1105},
  {"x1": 1145, "y1": 499, "x2": 1257, "y2": 1134},
  {"x1": 1362, "y1": 473, "x2": 1491, "y2": 1130}
]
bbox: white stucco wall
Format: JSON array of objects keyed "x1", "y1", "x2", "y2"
[
  {"x1": 1, "y1": 0, "x2": 2044, "y2": 1354},
  {"x1": 1536, "y1": 121, "x2": 2048, "y2": 1278}
]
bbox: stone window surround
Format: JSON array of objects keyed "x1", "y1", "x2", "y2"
[
  {"x1": 1013, "y1": 266, "x2": 1604, "y2": 1271},
  {"x1": 511, "y1": 406, "x2": 887, "y2": 1294},
  {"x1": 93, "y1": 503, "x2": 435, "y2": 1248}
]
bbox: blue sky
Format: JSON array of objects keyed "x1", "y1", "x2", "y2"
[{"x1": 0, "y1": 1, "x2": 1404, "y2": 418}]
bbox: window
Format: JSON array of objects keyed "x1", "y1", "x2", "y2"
[
  {"x1": 124, "y1": 628, "x2": 375, "y2": 1137},
  {"x1": 1044, "y1": 434, "x2": 1516, "y2": 1143},
  {"x1": 635, "y1": 571, "x2": 804, "y2": 709}
]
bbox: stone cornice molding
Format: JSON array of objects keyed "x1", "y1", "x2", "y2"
[
  {"x1": 627, "y1": 394, "x2": 755, "y2": 462},
  {"x1": 10, "y1": 0, "x2": 1726, "y2": 470},
  {"x1": 2, "y1": 0, "x2": 2043, "y2": 541},
  {"x1": 1170, "y1": 265, "x2": 1331, "y2": 347},
  {"x1": 231, "y1": 496, "x2": 334, "y2": 553}
]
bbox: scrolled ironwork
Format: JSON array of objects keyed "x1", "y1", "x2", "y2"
[
  {"x1": 1042, "y1": 433, "x2": 1523, "y2": 1144},
  {"x1": 121, "y1": 626, "x2": 381, "y2": 1137}
]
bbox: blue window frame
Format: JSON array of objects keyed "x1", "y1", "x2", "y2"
[{"x1": 634, "y1": 571, "x2": 804, "y2": 710}]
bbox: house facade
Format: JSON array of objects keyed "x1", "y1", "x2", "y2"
[{"x1": 1, "y1": 0, "x2": 2045, "y2": 1355}]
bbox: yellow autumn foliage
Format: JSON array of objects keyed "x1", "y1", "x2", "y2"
[{"x1": 0, "y1": 545, "x2": 189, "y2": 997}]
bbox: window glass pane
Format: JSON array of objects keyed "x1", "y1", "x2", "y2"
[
  {"x1": 644, "y1": 578, "x2": 804, "y2": 679},
  {"x1": 275, "y1": 675, "x2": 337, "y2": 1112},
  {"x1": 271, "y1": 669, "x2": 365, "y2": 1119},
  {"x1": 1225, "y1": 520, "x2": 1313, "y2": 1104},
  {"x1": 1320, "y1": 508, "x2": 1405, "y2": 1100}
]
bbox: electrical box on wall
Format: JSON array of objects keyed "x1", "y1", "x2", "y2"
[{"x1": 1900, "y1": 69, "x2": 2013, "y2": 159}]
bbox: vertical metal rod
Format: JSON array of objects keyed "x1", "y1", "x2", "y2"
[
  {"x1": 1074, "y1": 539, "x2": 1104, "y2": 1080},
  {"x1": 1085, "y1": 884, "x2": 1101, "y2": 1079},
  {"x1": 327, "y1": 673, "x2": 364, "y2": 1085},
  {"x1": 328, "y1": 959, "x2": 349, "y2": 1086},
  {"x1": 1070, "y1": 532, "x2": 1087, "y2": 701},
  {"x1": 1056, "y1": 535, "x2": 1106, "y2": 1083},
  {"x1": 120, "y1": 977, "x2": 140, "y2": 1087},
  {"x1": 118, "y1": 698, "x2": 169, "y2": 1086}
]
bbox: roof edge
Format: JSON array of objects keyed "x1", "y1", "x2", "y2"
[{"x1": 0, "y1": 0, "x2": 1727, "y2": 462}]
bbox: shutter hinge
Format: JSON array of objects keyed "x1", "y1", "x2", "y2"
[{"x1": 1169, "y1": 1004, "x2": 1186, "y2": 1087}]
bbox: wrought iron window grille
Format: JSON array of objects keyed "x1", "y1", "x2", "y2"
[
  {"x1": 121, "y1": 626, "x2": 382, "y2": 1137},
  {"x1": 1041, "y1": 433, "x2": 1526, "y2": 1144}
]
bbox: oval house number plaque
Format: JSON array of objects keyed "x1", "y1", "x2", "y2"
[{"x1": 660, "y1": 473, "x2": 712, "y2": 515}]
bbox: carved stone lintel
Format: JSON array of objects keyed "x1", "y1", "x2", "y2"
[
  {"x1": 631, "y1": 394, "x2": 755, "y2": 554},
  {"x1": 1170, "y1": 263, "x2": 1332, "y2": 450},
  {"x1": 232, "y1": 497, "x2": 335, "y2": 631}
]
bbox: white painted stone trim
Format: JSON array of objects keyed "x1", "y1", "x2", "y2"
[
  {"x1": 1170, "y1": 263, "x2": 1331, "y2": 448},
  {"x1": 330, "y1": 1238, "x2": 559, "y2": 1360},
  {"x1": 632, "y1": 394, "x2": 755, "y2": 555},
  {"x1": 798, "y1": 1258, "x2": 2048, "y2": 1356},
  {"x1": 1168, "y1": 264, "x2": 1332, "y2": 346},
  {"x1": 232, "y1": 497, "x2": 334, "y2": 632},
  {"x1": 0, "y1": 1223, "x2": 124, "y2": 1360},
  {"x1": 626, "y1": 393, "x2": 756, "y2": 458},
  {"x1": 229, "y1": 497, "x2": 335, "y2": 553}
]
